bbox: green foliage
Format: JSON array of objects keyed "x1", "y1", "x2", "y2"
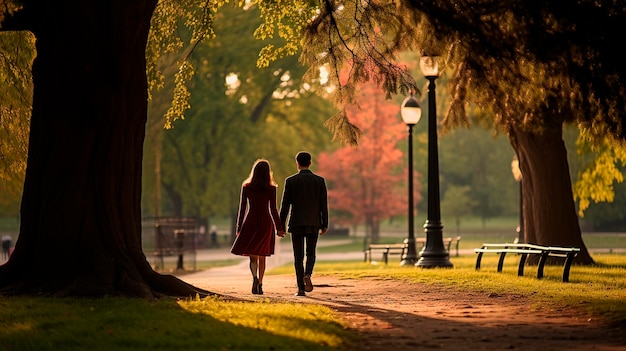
[
  {"x1": 147, "y1": 0, "x2": 223, "y2": 127},
  {"x1": 441, "y1": 185, "x2": 476, "y2": 233},
  {"x1": 254, "y1": 0, "x2": 315, "y2": 68},
  {"x1": 436, "y1": 125, "x2": 517, "y2": 221},
  {"x1": 146, "y1": 4, "x2": 336, "y2": 220}
]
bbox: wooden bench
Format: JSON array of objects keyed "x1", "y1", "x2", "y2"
[
  {"x1": 474, "y1": 243, "x2": 580, "y2": 282},
  {"x1": 416, "y1": 236, "x2": 462, "y2": 257},
  {"x1": 364, "y1": 236, "x2": 462, "y2": 264},
  {"x1": 364, "y1": 243, "x2": 407, "y2": 264}
]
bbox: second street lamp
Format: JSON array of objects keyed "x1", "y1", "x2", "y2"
[
  {"x1": 400, "y1": 95, "x2": 422, "y2": 265},
  {"x1": 416, "y1": 53, "x2": 453, "y2": 268}
]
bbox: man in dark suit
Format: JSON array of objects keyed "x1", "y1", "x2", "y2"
[{"x1": 279, "y1": 151, "x2": 329, "y2": 296}]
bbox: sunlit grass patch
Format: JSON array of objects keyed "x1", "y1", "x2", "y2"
[
  {"x1": 179, "y1": 296, "x2": 348, "y2": 348},
  {"x1": 0, "y1": 296, "x2": 352, "y2": 351}
]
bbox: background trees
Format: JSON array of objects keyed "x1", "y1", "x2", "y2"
[
  {"x1": 1, "y1": 0, "x2": 624, "y2": 297},
  {"x1": 438, "y1": 127, "x2": 516, "y2": 227},
  {"x1": 290, "y1": 0, "x2": 626, "y2": 263},
  {"x1": 317, "y1": 81, "x2": 415, "y2": 243},
  {"x1": 142, "y1": 5, "x2": 336, "y2": 238}
]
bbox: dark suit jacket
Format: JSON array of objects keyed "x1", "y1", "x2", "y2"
[{"x1": 279, "y1": 169, "x2": 328, "y2": 232}]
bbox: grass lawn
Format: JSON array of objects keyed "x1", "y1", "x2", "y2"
[{"x1": 0, "y1": 294, "x2": 351, "y2": 351}]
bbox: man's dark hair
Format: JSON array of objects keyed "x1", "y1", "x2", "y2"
[{"x1": 296, "y1": 151, "x2": 312, "y2": 167}]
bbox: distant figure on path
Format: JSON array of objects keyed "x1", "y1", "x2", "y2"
[
  {"x1": 231, "y1": 159, "x2": 285, "y2": 295},
  {"x1": 279, "y1": 151, "x2": 329, "y2": 296},
  {"x1": 2, "y1": 234, "x2": 11, "y2": 260},
  {"x1": 209, "y1": 225, "x2": 219, "y2": 248}
]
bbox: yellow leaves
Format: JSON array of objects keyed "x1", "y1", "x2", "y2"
[
  {"x1": 147, "y1": 0, "x2": 221, "y2": 108},
  {"x1": 573, "y1": 128, "x2": 626, "y2": 216},
  {"x1": 254, "y1": 0, "x2": 314, "y2": 67},
  {"x1": 164, "y1": 61, "x2": 195, "y2": 128},
  {"x1": 254, "y1": 23, "x2": 274, "y2": 40}
]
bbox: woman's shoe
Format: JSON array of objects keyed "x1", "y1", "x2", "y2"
[
  {"x1": 257, "y1": 284, "x2": 263, "y2": 295},
  {"x1": 252, "y1": 277, "x2": 259, "y2": 294},
  {"x1": 304, "y1": 275, "x2": 313, "y2": 292}
]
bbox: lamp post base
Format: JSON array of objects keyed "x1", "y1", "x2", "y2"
[
  {"x1": 400, "y1": 237, "x2": 419, "y2": 265},
  {"x1": 416, "y1": 252, "x2": 453, "y2": 268},
  {"x1": 416, "y1": 222, "x2": 453, "y2": 268}
]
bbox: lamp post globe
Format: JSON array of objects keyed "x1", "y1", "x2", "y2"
[
  {"x1": 416, "y1": 53, "x2": 453, "y2": 268},
  {"x1": 400, "y1": 95, "x2": 421, "y2": 265}
]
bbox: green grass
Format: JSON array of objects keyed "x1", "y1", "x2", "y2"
[{"x1": 0, "y1": 296, "x2": 352, "y2": 351}]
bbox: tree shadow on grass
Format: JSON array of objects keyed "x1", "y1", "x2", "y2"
[{"x1": 0, "y1": 295, "x2": 352, "y2": 351}]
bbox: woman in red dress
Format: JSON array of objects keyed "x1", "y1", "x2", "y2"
[{"x1": 231, "y1": 159, "x2": 285, "y2": 294}]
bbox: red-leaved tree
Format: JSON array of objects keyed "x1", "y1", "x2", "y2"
[{"x1": 318, "y1": 82, "x2": 421, "y2": 243}]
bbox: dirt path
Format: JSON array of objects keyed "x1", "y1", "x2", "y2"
[{"x1": 182, "y1": 265, "x2": 625, "y2": 351}]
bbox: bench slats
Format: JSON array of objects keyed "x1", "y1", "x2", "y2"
[
  {"x1": 365, "y1": 237, "x2": 461, "y2": 264},
  {"x1": 474, "y1": 243, "x2": 579, "y2": 282}
]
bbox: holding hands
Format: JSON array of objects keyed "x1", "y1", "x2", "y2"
[{"x1": 277, "y1": 230, "x2": 287, "y2": 237}]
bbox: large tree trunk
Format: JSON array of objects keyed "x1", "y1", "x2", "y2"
[
  {"x1": 0, "y1": 1, "x2": 209, "y2": 297},
  {"x1": 510, "y1": 123, "x2": 593, "y2": 264}
]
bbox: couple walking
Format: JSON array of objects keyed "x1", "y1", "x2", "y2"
[{"x1": 230, "y1": 151, "x2": 328, "y2": 296}]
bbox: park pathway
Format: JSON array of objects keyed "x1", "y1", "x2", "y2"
[{"x1": 180, "y1": 242, "x2": 625, "y2": 351}]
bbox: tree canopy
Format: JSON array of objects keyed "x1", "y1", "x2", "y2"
[{"x1": 143, "y1": 4, "x2": 336, "y2": 225}]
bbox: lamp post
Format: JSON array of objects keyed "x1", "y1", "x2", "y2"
[
  {"x1": 400, "y1": 95, "x2": 422, "y2": 265},
  {"x1": 416, "y1": 54, "x2": 453, "y2": 268},
  {"x1": 511, "y1": 156, "x2": 524, "y2": 244}
]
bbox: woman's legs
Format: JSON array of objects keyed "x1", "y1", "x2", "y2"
[
  {"x1": 249, "y1": 256, "x2": 259, "y2": 294},
  {"x1": 249, "y1": 256, "x2": 259, "y2": 279},
  {"x1": 258, "y1": 256, "x2": 266, "y2": 284}
]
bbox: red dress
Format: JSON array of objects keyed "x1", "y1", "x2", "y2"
[{"x1": 231, "y1": 184, "x2": 284, "y2": 256}]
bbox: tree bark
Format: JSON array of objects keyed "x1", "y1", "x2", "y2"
[
  {"x1": 510, "y1": 123, "x2": 593, "y2": 264},
  {"x1": 0, "y1": 1, "x2": 210, "y2": 297}
]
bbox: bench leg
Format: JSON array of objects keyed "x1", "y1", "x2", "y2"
[
  {"x1": 517, "y1": 253, "x2": 528, "y2": 276},
  {"x1": 497, "y1": 252, "x2": 507, "y2": 272},
  {"x1": 383, "y1": 252, "x2": 389, "y2": 265},
  {"x1": 475, "y1": 252, "x2": 484, "y2": 270},
  {"x1": 562, "y1": 252, "x2": 577, "y2": 282},
  {"x1": 537, "y1": 252, "x2": 549, "y2": 279}
]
